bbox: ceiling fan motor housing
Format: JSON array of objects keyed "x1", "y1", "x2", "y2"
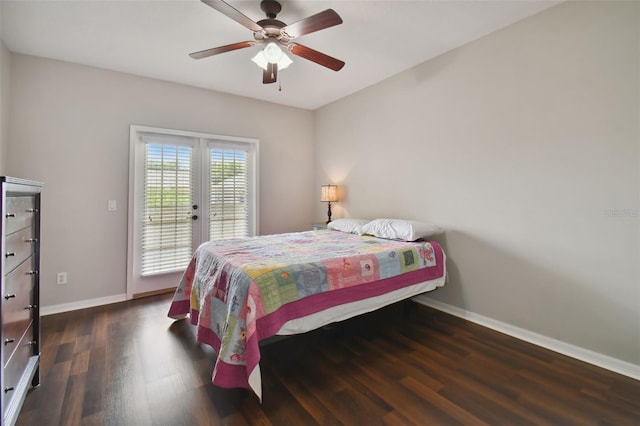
[
  {"x1": 260, "y1": 0, "x2": 282, "y2": 19},
  {"x1": 256, "y1": 0, "x2": 287, "y2": 43},
  {"x1": 254, "y1": 20, "x2": 287, "y2": 42}
]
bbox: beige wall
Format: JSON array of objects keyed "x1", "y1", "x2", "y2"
[
  {"x1": 315, "y1": 1, "x2": 639, "y2": 365},
  {"x1": 8, "y1": 54, "x2": 314, "y2": 307},
  {"x1": 0, "y1": 38, "x2": 9, "y2": 174}
]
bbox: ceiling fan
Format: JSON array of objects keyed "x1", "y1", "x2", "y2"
[{"x1": 190, "y1": 0, "x2": 345, "y2": 84}]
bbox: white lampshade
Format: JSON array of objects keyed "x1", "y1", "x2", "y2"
[
  {"x1": 263, "y1": 41, "x2": 282, "y2": 63},
  {"x1": 251, "y1": 51, "x2": 268, "y2": 70},
  {"x1": 278, "y1": 53, "x2": 293, "y2": 69}
]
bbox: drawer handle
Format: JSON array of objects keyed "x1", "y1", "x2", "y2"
[
  {"x1": 5, "y1": 213, "x2": 16, "y2": 218},
  {"x1": 4, "y1": 294, "x2": 16, "y2": 300},
  {"x1": 26, "y1": 270, "x2": 38, "y2": 275},
  {"x1": 25, "y1": 238, "x2": 38, "y2": 243},
  {"x1": 5, "y1": 252, "x2": 15, "y2": 258},
  {"x1": 25, "y1": 304, "x2": 37, "y2": 310},
  {"x1": 4, "y1": 338, "x2": 15, "y2": 345},
  {"x1": 28, "y1": 340, "x2": 37, "y2": 346},
  {"x1": 26, "y1": 208, "x2": 38, "y2": 213},
  {"x1": 4, "y1": 387, "x2": 15, "y2": 394}
]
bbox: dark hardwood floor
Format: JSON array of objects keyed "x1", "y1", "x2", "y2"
[{"x1": 17, "y1": 293, "x2": 639, "y2": 425}]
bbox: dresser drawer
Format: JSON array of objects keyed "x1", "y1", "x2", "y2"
[
  {"x1": 4, "y1": 227, "x2": 35, "y2": 274},
  {"x1": 2, "y1": 259, "x2": 35, "y2": 367},
  {"x1": 2, "y1": 322, "x2": 35, "y2": 414},
  {"x1": 3, "y1": 196, "x2": 36, "y2": 236}
]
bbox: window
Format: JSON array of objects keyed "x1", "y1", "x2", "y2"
[{"x1": 127, "y1": 125, "x2": 258, "y2": 298}]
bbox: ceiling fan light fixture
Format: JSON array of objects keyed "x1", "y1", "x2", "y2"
[{"x1": 251, "y1": 44, "x2": 293, "y2": 71}]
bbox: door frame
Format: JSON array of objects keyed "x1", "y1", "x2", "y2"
[{"x1": 126, "y1": 124, "x2": 259, "y2": 300}]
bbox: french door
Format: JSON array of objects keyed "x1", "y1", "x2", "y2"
[{"x1": 127, "y1": 125, "x2": 258, "y2": 299}]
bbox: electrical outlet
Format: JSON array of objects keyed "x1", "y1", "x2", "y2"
[
  {"x1": 108, "y1": 199, "x2": 117, "y2": 211},
  {"x1": 57, "y1": 272, "x2": 67, "y2": 285}
]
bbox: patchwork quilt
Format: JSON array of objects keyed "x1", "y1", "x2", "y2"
[{"x1": 168, "y1": 230, "x2": 445, "y2": 400}]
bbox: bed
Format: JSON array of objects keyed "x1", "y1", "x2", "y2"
[{"x1": 168, "y1": 227, "x2": 446, "y2": 400}]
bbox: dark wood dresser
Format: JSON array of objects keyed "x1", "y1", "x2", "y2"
[{"x1": 0, "y1": 177, "x2": 42, "y2": 425}]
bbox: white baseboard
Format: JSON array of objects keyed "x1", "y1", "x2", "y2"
[
  {"x1": 413, "y1": 295, "x2": 640, "y2": 381},
  {"x1": 41, "y1": 294, "x2": 127, "y2": 316}
]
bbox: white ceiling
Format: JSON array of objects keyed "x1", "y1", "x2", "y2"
[{"x1": 1, "y1": 0, "x2": 560, "y2": 110}]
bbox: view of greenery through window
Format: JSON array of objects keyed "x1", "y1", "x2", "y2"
[
  {"x1": 141, "y1": 144, "x2": 192, "y2": 275},
  {"x1": 209, "y1": 148, "x2": 249, "y2": 240}
]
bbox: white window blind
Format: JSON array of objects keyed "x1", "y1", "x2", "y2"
[
  {"x1": 209, "y1": 147, "x2": 249, "y2": 240},
  {"x1": 141, "y1": 136, "x2": 194, "y2": 275}
]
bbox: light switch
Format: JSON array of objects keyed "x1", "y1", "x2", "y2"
[{"x1": 108, "y1": 199, "x2": 117, "y2": 211}]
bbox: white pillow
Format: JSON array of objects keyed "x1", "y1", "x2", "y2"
[
  {"x1": 327, "y1": 218, "x2": 370, "y2": 235},
  {"x1": 362, "y1": 218, "x2": 441, "y2": 241}
]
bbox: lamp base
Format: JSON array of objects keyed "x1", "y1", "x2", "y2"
[{"x1": 326, "y1": 201, "x2": 333, "y2": 224}]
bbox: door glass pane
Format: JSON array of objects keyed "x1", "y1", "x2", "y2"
[
  {"x1": 142, "y1": 143, "x2": 193, "y2": 275},
  {"x1": 209, "y1": 147, "x2": 249, "y2": 240}
]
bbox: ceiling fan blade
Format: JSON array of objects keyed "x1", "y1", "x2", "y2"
[
  {"x1": 189, "y1": 41, "x2": 256, "y2": 59},
  {"x1": 288, "y1": 43, "x2": 345, "y2": 71},
  {"x1": 263, "y1": 63, "x2": 278, "y2": 84},
  {"x1": 201, "y1": 0, "x2": 263, "y2": 32},
  {"x1": 282, "y1": 9, "x2": 343, "y2": 39}
]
